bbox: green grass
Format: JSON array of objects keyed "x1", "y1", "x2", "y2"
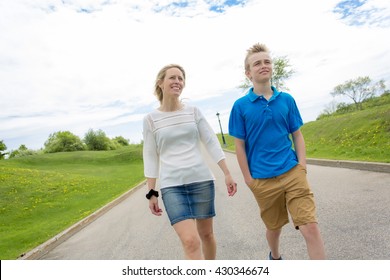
[
  {"x1": 0, "y1": 145, "x2": 144, "y2": 260},
  {"x1": 219, "y1": 93, "x2": 390, "y2": 163},
  {"x1": 302, "y1": 107, "x2": 390, "y2": 162}
]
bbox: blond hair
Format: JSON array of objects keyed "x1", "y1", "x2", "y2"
[
  {"x1": 244, "y1": 43, "x2": 270, "y2": 71},
  {"x1": 154, "y1": 64, "x2": 186, "y2": 104}
]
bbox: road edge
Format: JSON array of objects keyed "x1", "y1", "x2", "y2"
[
  {"x1": 306, "y1": 158, "x2": 390, "y2": 173},
  {"x1": 223, "y1": 149, "x2": 390, "y2": 173}
]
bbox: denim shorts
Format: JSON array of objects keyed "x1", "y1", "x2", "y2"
[{"x1": 161, "y1": 180, "x2": 215, "y2": 225}]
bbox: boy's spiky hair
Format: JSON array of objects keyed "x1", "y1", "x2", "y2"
[{"x1": 244, "y1": 43, "x2": 270, "y2": 71}]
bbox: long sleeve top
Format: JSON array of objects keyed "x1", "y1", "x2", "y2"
[{"x1": 143, "y1": 104, "x2": 225, "y2": 189}]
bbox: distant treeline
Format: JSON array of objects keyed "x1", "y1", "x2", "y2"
[
  {"x1": 2, "y1": 129, "x2": 132, "y2": 159},
  {"x1": 317, "y1": 91, "x2": 390, "y2": 120}
]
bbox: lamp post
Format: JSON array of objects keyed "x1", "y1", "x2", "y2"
[{"x1": 216, "y1": 112, "x2": 226, "y2": 147}]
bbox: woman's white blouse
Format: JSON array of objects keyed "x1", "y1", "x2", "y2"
[{"x1": 143, "y1": 104, "x2": 225, "y2": 189}]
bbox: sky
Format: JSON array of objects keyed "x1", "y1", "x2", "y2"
[{"x1": 1, "y1": 0, "x2": 390, "y2": 151}]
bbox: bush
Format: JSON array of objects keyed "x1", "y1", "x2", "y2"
[
  {"x1": 84, "y1": 129, "x2": 113, "y2": 151},
  {"x1": 112, "y1": 136, "x2": 130, "y2": 147},
  {"x1": 335, "y1": 102, "x2": 355, "y2": 114},
  {"x1": 9, "y1": 148, "x2": 41, "y2": 158},
  {"x1": 44, "y1": 131, "x2": 85, "y2": 153}
]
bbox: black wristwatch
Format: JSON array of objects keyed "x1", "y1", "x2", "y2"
[{"x1": 146, "y1": 189, "x2": 159, "y2": 199}]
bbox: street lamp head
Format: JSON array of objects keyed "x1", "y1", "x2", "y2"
[{"x1": 216, "y1": 112, "x2": 220, "y2": 117}]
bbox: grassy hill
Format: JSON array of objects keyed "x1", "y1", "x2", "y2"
[
  {"x1": 302, "y1": 107, "x2": 389, "y2": 162},
  {"x1": 219, "y1": 93, "x2": 390, "y2": 163},
  {"x1": 0, "y1": 145, "x2": 144, "y2": 259}
]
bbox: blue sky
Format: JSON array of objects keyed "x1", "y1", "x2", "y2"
[
  {"x1": 1, "y1": 0, "x2": 390, "y2": 151},
  {"x1": 334, "y1": 0, "x2": 390, "y2": 26}
]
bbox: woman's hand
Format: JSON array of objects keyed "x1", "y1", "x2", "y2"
[
  {"x1": 149, "y1": 197, "x2": 163, "y2": 216},
  {"x1": 225, "y1": 174, "x2": 237, "y2": 196}
]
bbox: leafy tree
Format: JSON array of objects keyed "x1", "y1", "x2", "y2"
[
  {"x1": 19, "y1": 144, "x2": 28, "y2": 151},
  {"x1": 331, "y1": 76, "x2": 386, "y2": 110},
  {"x1": 0, "y1": 140, "x2": 7, "y2": 160},
  {"x1": 271, "y1": 55, "x2": 295, "y2": 90},
  {"x1": 317, "y1": 100, "x2": 339, "y2": 119},
  {"x1": 238, "y1": 55, "x2": 295, "y2": 92},
  {"x1": 112, "y1": 136, "x2": 130, "y2": 147},
  {"x1": 84, "y1": 129, "x2": 113, "y2": 151},
  {"x1": 44, "y1": 131, "x2": 85, "y2": 153},
  {"x1": 9, "y1": 145, "x2": 39, "y2": 158}
]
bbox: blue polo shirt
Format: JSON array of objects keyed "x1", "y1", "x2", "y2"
[{"x1": 228, "y1": 86, "x2": 303, "y2": 178}]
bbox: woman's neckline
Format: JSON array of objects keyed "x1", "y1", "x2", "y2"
[{"x1": 157, "y1": 103, "x2": 186, "y2": 113}]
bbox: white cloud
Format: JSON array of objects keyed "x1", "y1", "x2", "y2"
[
  {"x1": 333, "y1": 0, "x2": 390, "y2": 27},
  {"x1": 1, "y1": 0, "x2": 389, "y2": 151}
]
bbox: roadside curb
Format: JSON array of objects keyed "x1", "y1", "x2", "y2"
[
  {"x1": 224, "y1": 149, "x2": 390, "y2": 174},
  {"x1": 18, "y1": 180, "x2": 147, "y2": 260},
  {"x1": 306, "y1": 158, "x2": 390, "y2": 173}
]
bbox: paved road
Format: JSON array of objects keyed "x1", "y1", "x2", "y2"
[{"x1": 34, "y1": 151, "x2": 390, "y2": 260}]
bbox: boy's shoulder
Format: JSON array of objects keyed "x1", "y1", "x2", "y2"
[
  {"x1": 277, "y1": 91, "x2": 296, "y2": 102},
  {"x1": 278, "y1": 90, "x2": 292, "y2": 96},
  {"x1": 233, "y1": 93, "x2": 251, "y2": 105}
]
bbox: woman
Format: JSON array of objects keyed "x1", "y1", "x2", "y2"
[{"x1": 143, "y1": 64, "x2": 237, "y2": 260}]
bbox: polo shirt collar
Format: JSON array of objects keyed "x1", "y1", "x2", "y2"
[{"x1": 247, "y1": 86, "x2": 281, "y2": 102}]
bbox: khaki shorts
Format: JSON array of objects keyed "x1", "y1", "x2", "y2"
[{"x1": 249, "y1": 164, "x2": 318, "y2": 230}]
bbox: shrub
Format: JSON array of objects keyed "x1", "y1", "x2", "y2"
[
  {"x1": 84, "y1": 129, "x2": 113, "y2": 151},
  {"x1": 44, "y1": 131, "x2": 85, "y2": 153}
]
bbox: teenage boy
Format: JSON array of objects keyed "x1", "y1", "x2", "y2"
[{"x1": 229, "y1": 43, "x2": 326, "y2": 260}]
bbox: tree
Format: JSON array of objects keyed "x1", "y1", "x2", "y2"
[
  {"x1": 8, "y1": 144, "x2": 38, "y2": 158},
  {"x1": 317, "y1": 100, "x2": 339, "y2": 119},
  {"x1": 18, "y1": 144, "x2": 28, "y2": 151},
  {"x1": 271, "y1": 55, "x2": 295, "y2": 90},
  {"x1": 84, "y1": 129, "x2": 113, "y2": 151},
  {"x1": 0, "y1": 140, "x2": 7, "y2": 160},
  {"x1": 238, "y1": 55, "x2": 295, "y2": 92},
  {"x1": 331, "y1": 76, "x2": 386, "y2": 110},
  {"x1": 44, "y1": 131, "x2": 85, "y2": 153},
  {"x1": 112, "y1": 136, "x2": 130, "y2": 147}
]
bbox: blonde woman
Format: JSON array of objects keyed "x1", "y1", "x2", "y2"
[{"x1": 143, "y1": 64, "x2": 237, "y2": 260}]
